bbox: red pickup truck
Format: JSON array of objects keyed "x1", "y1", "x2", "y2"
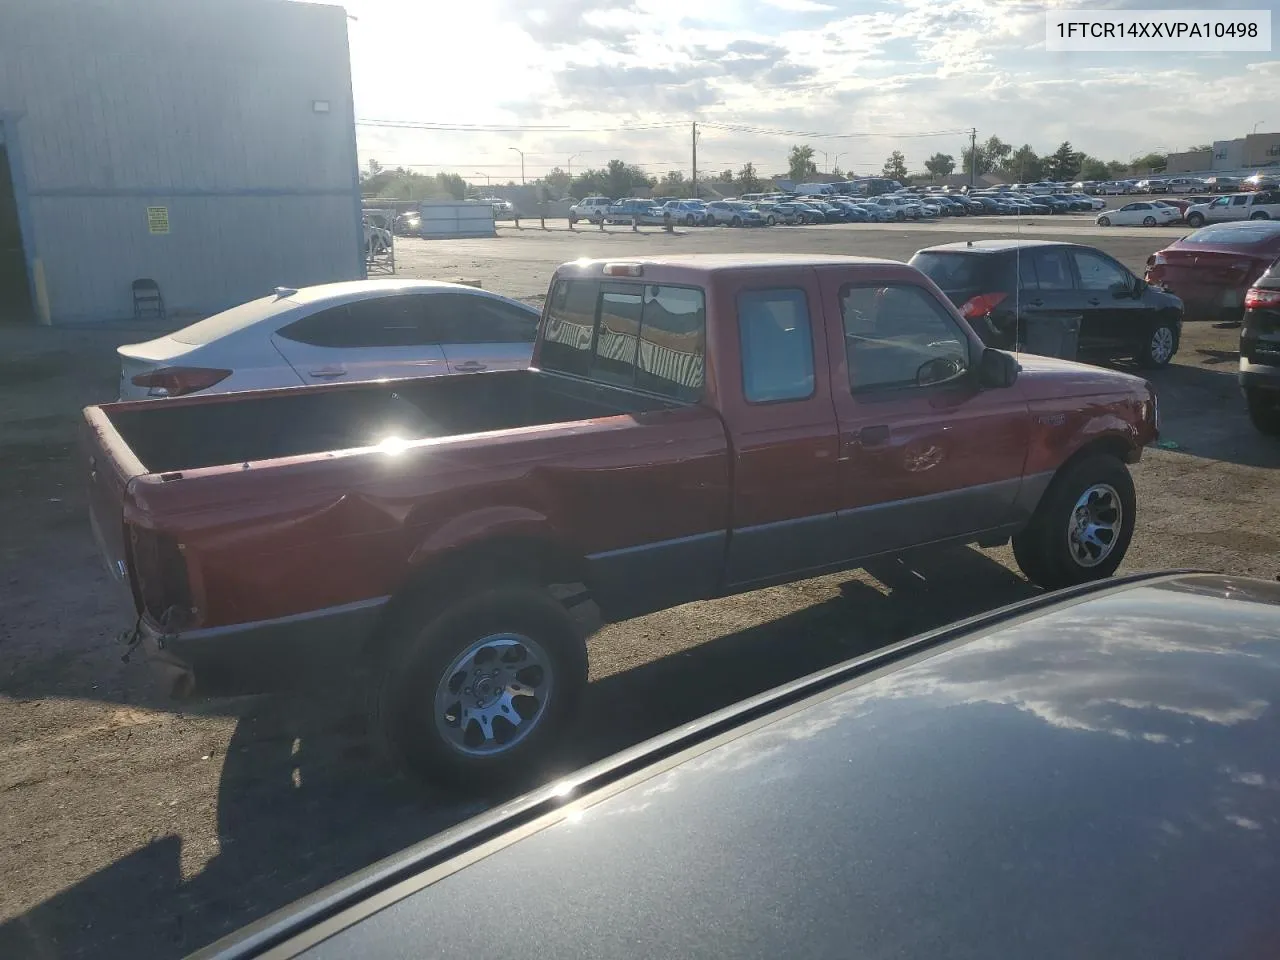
[{"x1": 82, "y1": 254, "x2": 1159, "y2": 788}]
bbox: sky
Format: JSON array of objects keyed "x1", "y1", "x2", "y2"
[{"x1": 331, "y1": 0, "x2": 1278, "y2": 183}]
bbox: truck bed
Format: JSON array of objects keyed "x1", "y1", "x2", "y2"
[{"x1": 105, "y1": 369, "x2": 677, "y2": 473}]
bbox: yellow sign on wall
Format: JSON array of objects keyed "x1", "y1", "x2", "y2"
[{"x1": 146, "y1": 206, "x2": 170, "y2": 235}]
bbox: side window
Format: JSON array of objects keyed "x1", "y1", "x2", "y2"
[
  {"x1": 427, "y1": 294, "x2": 538, "y2": 344},
  {"x1": 637, "y1": 285, "x2": 706, "y2": 401},
  {"x1": 841, "y1": 284, "x2": 969, "y2": 392},
  {"x1": 539, "y1": 278, "x2": 597, "y2": 375},
  {"x1": 275, "y1": 297, "x2": 421, "y2": 348},
  {"x1": 1025, "y1": 248, "x2": 1074, "y2": 291},
  {"x1": 1071, "y1": 250, "x2": 1130, "y2": 292},
  {"x1": 1120, "y1": 203, "x2": 1137, "y2": 212},
  {"x1": 1212, "y1": 197, "x2": 1229, "y2": 208},
  {"x1": 737, "y1": 288, "x2": 815, "y2": 403},
  {"x1": 1232, "y1": 195, "x2": 1250, "y2": 206}
]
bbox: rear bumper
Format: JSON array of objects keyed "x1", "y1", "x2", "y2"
[{"x1": 134, "y1": 597, "x2": 389, "y2": 697}]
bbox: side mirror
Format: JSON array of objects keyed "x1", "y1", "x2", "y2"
[{"x1": 978, "y1": 347, "x2": 1020, "y2": 388}]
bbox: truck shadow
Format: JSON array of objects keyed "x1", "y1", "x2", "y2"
[{"x1": 0, "y1": 546, "x2": 1036, "y2": 959}]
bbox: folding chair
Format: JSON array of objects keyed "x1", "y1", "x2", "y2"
[{"x1": 132, "y1": 278, "x2": 166, "y2": 322}]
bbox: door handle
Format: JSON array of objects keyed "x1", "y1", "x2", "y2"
[
  {"x1": 308, "y1": 367, "x2": 346, "y2": 378},
  {"x1": 1087, "y1": 298, "x2": 1101, "y2": 306},
  {"x1": 1025, "y1": 298, "x2": 1044, "y2": 307},
  {"x1": 858, "y1": 425, "x2": 890, "y2": 446},
  {"x1": 454, "y1": 361, "x2": 487, "y2": 372}
]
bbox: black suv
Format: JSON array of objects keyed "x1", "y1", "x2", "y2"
[
  {"x1": 1241, "y1": 260, "x2": 1280, "y2": 435},
  {"x1": 910, "y1": 239, "x2": 1185, "y2": 368}
]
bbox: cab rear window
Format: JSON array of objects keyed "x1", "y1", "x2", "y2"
[{"x1": 540, "y1": 278, "x2": 706, "y2": 402}]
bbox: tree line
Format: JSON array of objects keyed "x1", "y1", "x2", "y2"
[{"x1": 360, "y1": 137, "x2": 1190, "y2": 204}]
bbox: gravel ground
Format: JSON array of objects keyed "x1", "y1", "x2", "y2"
[{"x1": 1, "y1": 217, "x2": 1277, "y2": 959}]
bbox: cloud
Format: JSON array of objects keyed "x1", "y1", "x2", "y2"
[
  {"x1": 344, "y1": 0, "x2": 1279, "y2": 183},
  {"x1": 761, "y1": 0, "x2": 836, "y2": 11}
]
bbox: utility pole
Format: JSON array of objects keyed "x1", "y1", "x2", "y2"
[
  {"x1": 509, "y1": 146, "x2": 526, "y2": 185},
  {"x1": 691, "y1": 121, "x2": 698, "y2": 199},
  {"x1": 969, "y1": 128, "x2": 977, "y2": 189}
]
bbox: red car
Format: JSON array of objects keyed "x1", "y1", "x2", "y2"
[
  {"x1": 1146, "y1": 220, "x2": 1280, "y2": 321},
  {"x1": 81, "y1": 255, "x2": 1159, "y2": 790}
]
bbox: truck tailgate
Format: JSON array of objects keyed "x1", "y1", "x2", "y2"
[{"x1": 80, "y1": 405, "x2": 147, "y2": 593}]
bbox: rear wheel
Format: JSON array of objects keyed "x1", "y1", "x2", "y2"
[
  {"x1": 1186, "y1": 212, "x2": 1205, "y2": 227},
  {"x1": 1250, "y1": 211, "x2": 1271, "y2": 221},
  {"x1": 1143, "y1": 215, "x2": 1157, "y2": 226},
  {"x1": 731, "y1": 216, "x2": 743, "y2": 227},
  {"x1": 685, "y1": 214, "x2": 695, "y2": 226},
  {"x1": 371, "y1": 583, "x2": 588, "y2": 791},
  {"x1": 1098, "y1": 216, "x2": 1111, "y2": 226},
  {"x1": 766, "y1": 215, "x2": 776, "y2": 226},
  {"x1": 1246, "y1": 386, "x2": 1280, "y2": 436},
  {"x1": 1012, "y1": 455, "x2": 1136, "y2": 590},
  {"x1": 1139, "y1": 321, "x2": 1178, "y2": 368}
]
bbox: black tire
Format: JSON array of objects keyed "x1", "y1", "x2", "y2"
[
  {"x1": 1246, "y1": 386, "x2": 1280, "y2": 436},
  {"x1": 1143, "y1": 216, "x2": 1157, "y2": 226},
  {"x1": 370, "y1": 584, "x2": 588, "y2": 792},
  {"x1": 1011, "y1": 454, "x2": 1136, "y2": 590},
  {"x1": 1250, "y1": 211, "x2": 1270, "y2": 221},
  {"x1": 1098, "y1": 215, "x2": 1111, "y2": 226},
  {"x1": 685, "y1": 214, "x2": 695, "y2": 226},
  {"x1": 1186, "y1": 212, "x2": 1205, "y2": 227},
  {"x1": 766, "y1": 215, "x2": 776, "y2": 226},
  {"x1": 895, "y1": 210, "x2": 905, "y2": 221},
  {"x1": 1138, "y1": 320, "x2": 1178, "y2": 369},
  {"x1": 731, "y1": 216, "x2": 742, "y2": 227}
]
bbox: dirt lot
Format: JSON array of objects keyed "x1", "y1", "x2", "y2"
[{"x1": 2, "y1": 219, "x2": 1277, "y2": 959}]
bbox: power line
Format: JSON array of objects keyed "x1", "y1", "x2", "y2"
[
  {"x1": 357, "y1": 118, "x2": 687, "y2": 133},
  {"x1": 699, "y1": 121, "x2": 972, "y2": 140}
]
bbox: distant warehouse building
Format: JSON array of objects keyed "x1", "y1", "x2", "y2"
[{"x1": 0, "y1": 0, "x2": 363, "y2": 325}]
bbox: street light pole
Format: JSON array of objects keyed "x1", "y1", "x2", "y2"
[
  {"x1": 509, "y1": 147, "x2": 526, "y2": 185},
  {"x1": 1254, "y1": 121, "x2": 1265, "y2": 134},
  {"x1": 474, "y1": 171, "x2": 490, "y2": 187},
  {"x1": 568, "y1": 153, "x2": 581, "y2": 179}
]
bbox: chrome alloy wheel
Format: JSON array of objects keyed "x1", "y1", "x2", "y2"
[
  {"x1": 1067, "y1": 483, "x2": 1123, "y2": 568},
  {"x1": 434, "y1": 633, "x2": 554, "y2": 756},
  {"x1": 1149, "y1": 326, "x2": 1175, "y2": 365}
]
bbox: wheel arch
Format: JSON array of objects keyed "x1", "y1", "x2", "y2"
[{"x1": 367, "y1": 530, "x2": 589, "y2": 662}]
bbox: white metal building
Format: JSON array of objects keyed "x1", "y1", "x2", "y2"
[{"x1": 0, "y1": 0, "x2": 363, "y2": 325}]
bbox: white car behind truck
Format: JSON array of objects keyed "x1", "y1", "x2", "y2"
[
  {"x1": 568, "y1": 197, "x2": 613, "y2": 223},
  {"x1": 1185, "y1": 191, "x2": 1280, "y2": 228}
]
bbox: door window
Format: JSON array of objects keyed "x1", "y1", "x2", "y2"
[
  {"x1": 425, "y1": 293, "x2": 537, "y2": 344},
  {"x1": 1070, "y1": 250, "x2": 1131, "y2": 292},
  {"x1": 1024, "y1": 248, "x2": 1075, "y2": 291},
  {"x1": 276, "y1": 296, "x2": 425, "y2": 348},
  {"x1": 841, "y1": 284, "x2": 970, "y2": 392},
  {"x1": 1231, "y1": 195, "x2": 1250, "y2": 206},
  {"x1": 737, "y1": 288, "x2": 815, "y2": 403}
]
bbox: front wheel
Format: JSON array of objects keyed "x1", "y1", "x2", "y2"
[
  {"x1": 1139, "y1": 322, "x2": 1178, "y2": 368},
  {"x1": 766, "y1": 215, "x2": 776, "y2": 226},
  {"x1": 1012, "y1": 455, "x2": 1136, "y2": 590},
  {"x1": 731, "y1": 216, "x2": 742, "y2": 227},
  {"x1": 685, "y1": 214, "x2": 695, "y2": 226},
  {"x1": 1143, "y1": 215, "x2": 1157, "y2": 226},
  {"x1": 1246, "y1": 386, "x2": 1280, "y2": 436},
  {"x1": 1186, "y1": 212, "x2": 1205, "y2": 227},
  {"x1": 371, "y1": 584, "x2": 588, "y2": 791},
  {"x1": 1098, "y1": 215, "x2": 1111, "y2": 226}
]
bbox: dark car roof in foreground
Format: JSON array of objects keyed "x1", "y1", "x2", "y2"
[{"x1": 197, "y1": 572, "x2": 1280, "y2": 960}]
